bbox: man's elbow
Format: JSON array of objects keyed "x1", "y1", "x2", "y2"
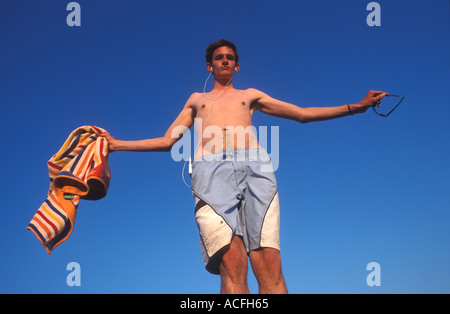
[
  {"x1": 296, "y1": 114, "x2": 313, "y2": 124},
  {"x1": 161, "y1": 134, "x2": 185, "y2": 152},
  {"x1": 161, "y1": 138, "x2": 174, "y2": 152},
  {"x1": 297, "y1": 118, "x2": 310, "y2": 124},
  {"x1": 294, "y1": 108, "x2": 312, "y2": 124},
  {"x1": 161, "y1": 145, "x2": 172, "y2": 152}
]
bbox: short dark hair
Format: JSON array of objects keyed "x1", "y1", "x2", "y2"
[{"x1": 205, "y1": 39, "x2": 239, "y2": 65}]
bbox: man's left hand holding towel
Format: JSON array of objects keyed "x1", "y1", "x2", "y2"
[{"x1": 27, "y1": 125, "x2": 111, "y2": 254}]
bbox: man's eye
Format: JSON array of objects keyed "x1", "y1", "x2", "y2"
[{"x1": 214, "y1": 54, "x2": 235, "y2": 61}]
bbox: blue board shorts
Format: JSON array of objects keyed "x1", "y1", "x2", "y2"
[{"x1": 191, "y1": 148, "x2": 280, "y2": 275}]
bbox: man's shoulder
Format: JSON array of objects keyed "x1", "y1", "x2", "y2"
[
  {"x1": 243, "y1": 88, "x2": 266, "y2": 96},
  {"x1": 185, "y1": 92, "x2": 202, "y2": 106},
  {"x1": 187, "y1": 89, "x2": 265, "y2": 102},
  {"x1": 241, "y1": 88, "x2": 268, "y2": 101},
  {"x1": 240, "y1": 87, "x2": 261, "y2": 93},
  {"x1": 229, "y1": 88, "x2": 264, "y2": 98},
  {"x1": 188, "y1": 92, "x2": 202, "y2": 99}
]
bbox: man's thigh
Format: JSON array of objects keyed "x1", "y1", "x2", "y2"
[{"x1": 220, "y1": 236, "x2": 249, "y2": 277}]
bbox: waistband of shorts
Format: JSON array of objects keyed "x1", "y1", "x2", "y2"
[{"x1": 193, "y1": 148, "x2": 270, "y2": 163}]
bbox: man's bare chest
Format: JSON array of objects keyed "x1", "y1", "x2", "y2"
[{"x1": 194, "y1": 92, "x2": 255, "y2": 124}]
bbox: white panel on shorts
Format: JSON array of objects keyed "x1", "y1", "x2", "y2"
[
  {"x1": 260, "y1": 192, "x2": 280, "y2": 250},
  {"x1": 194, "y1": 197, "x2": 233, "y2": 258}
]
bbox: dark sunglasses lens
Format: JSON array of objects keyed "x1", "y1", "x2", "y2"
[{"x1": 374, "y1": 95, "x2": 404, "y2": 117}]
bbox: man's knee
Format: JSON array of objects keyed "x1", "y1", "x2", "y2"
[
  {"x1": 249, "y1": 248, "x2": 287, "y2": 293},
  {"x1": 249, "y1": 248, "x2": 283, "y2": 278}
]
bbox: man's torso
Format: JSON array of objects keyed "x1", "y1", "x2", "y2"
[{"x1": 189, "y1": 88, "x2": 261, "y2": 158}]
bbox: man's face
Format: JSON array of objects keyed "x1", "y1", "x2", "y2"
[{"x1": 208, "y1": 46, "x2": 239, "y2": 78}]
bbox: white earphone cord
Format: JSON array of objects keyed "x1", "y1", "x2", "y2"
[{"x1": 181, "y1": 71, "x2": 233, "y2": 188}]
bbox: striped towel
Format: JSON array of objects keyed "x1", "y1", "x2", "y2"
[{"x1": 27, "y1": 125, "x2": 111, "y2": 254}]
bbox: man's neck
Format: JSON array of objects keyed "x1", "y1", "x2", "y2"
[{"x1": 211, "y1": 78, "x2": 234, "y2": 93}]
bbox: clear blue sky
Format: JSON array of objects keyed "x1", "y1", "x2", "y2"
[{"x1": 1, "y1": 0, "x2": 449, "y2": 294}]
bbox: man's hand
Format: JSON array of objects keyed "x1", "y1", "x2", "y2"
[
  {"x1": 99, "y1": 131, "x2": 118, "y2": 152},
  {"x1": 353, "y1": 90, "x2": 389, "y2": 114}
]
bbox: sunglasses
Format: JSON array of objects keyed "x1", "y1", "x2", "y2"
[{"x1": 372, "y1": 94, "x2": 405, "y2": 117}]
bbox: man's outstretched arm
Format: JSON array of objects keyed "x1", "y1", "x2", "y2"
[
  {"x1": 252, "y1": 89, "x2": 388, "y2": 124},
  {"x1": 100, "y1": 95, "x2": 196, "y2": 152}
]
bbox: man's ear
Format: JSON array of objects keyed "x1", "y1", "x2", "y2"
[
  {"x1": 234, "y1": 64, "x2": 240, "y2": 72},
  {"x1": 206, "y1": 63, "x2": 213, "y2": 72}
]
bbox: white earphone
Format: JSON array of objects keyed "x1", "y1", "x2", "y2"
[{"x1": 209, "y1": 67, "x2": 238, "y2": 71}]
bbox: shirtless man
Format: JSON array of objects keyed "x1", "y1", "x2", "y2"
[{"x1": 101, "y1": 39, "x2": 387, "y2": 294}]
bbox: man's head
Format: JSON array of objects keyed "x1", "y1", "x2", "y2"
[
  {"x1": 205, "y1": 39, "x2": 239, "y2": 65},
  {"x1": 205, "y1": 39, "x2": 240, "y2": 76}
]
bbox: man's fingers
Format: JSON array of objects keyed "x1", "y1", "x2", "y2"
[
  {"x1": 371, "y1": 92, "x2": 389, "y2": 104},
  {"x1": 99, "y1": 131, "x2": 115, "y2": 142},
  {"x1": 362, "y1": 90, "x2": 390, "y2": 109},
  {"x1": 369, "y1": 91, "x2": 388, "y2": 98}
]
